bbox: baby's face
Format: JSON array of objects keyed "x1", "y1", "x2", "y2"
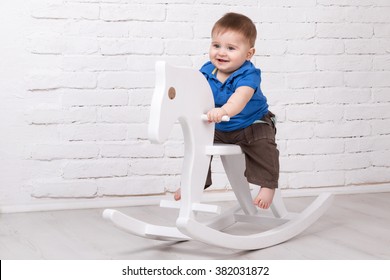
[{"x1": 209, "y1": 30, "x2": 254, "y2": 76}]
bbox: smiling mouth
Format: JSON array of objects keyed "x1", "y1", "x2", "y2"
[{"x1": 217, "y1": 59, "x2": 229, "y2": 63}]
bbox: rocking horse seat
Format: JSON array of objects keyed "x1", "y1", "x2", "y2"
[
  {"x1": 205, "y1": 144, "x2": 242, "y2": 156},
  {"x1": 102, "y1": 61, "x2": 334, "y2": 250}
]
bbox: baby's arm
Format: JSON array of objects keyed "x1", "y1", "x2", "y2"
[{"x1": 207, "y1": 86, "x2": 255, "y2": 123}]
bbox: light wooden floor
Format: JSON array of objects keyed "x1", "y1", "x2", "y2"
[{"x1": 1, "y1": 192, "x2": 389, "y2": 260}]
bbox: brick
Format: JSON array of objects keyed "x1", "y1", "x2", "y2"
[
  {"x1": 373, "y1": 55, "x2": 390, "y2": 71},
  {"x1": 288, "y1": 7, "x2": 345, "y2": 23},
  {"x1": 130, "y1": 158, "x2": 182, "y2": 175},
  {"x1": 61, "y1": 72, "x2": 97, "y2": 89},
  {"x1": 315, "y1": 121, "x2": 371, "y2": 138},
  {"x1": 98, "y1": 71, "x2": 155, "y2": 89},
  {"x1": 98, "y1": 106, "x2": 149, "y2": 123},
  {"x1": 26, "y1": 108, "x2": 64, "y2": 125},
  {"x1": 344, "y1": 104, "x2": 390, "y2": 120},
  {"x1": 164, "y1": 141, "x2": 184, "y2": 158},
  {"x1": 260, "y1": 73, "x2": 286, "y2": 90},
  {"x1": 256, "y1": 40, "x2": 287, "y2": 55},
  {"x1": 345, "y1": 39, "x2": 388, "y2": 55},
  {"x1": 286, "y1": 105, "x2": 344, "y2": 122},
  {"x1": 316, "y1": 55, "x2": 372, "y2": 71},
  {"x1": 165, "y1": 39, "x2": 210, "y2": 55},
  {"x1": 258, "y1": 55, "x2": 315, "y2": 73},
  {"x1": 62, "y1": 56, "x2": 127, "y2": 71},
  {"x1": 60, "y1": 124, "x2": 128, "y2": 141},
  {"x1": 288, "y1": 171, "x2": 345, "y2": 189},
  {"x1": 100, "y1": 4, "x2": 166, "y2": 22},
  {"x1": 27, "y1": 70, "x2": 62, "y2": 91},
  {"x1": 29, "y1": 53, "x2": 62, "y2": 71},
  {"x1": 24, "y1": 125, "x2": 60, "y2": 143},
  {"x1": 26, "y1": 107, "x2": 96, "y2": 125},
  {"x1": 315, "y1": 154, "x2": 371, "y2": 171},
  {"x1": 127, "y1": 124, "x2": 149, "y2": 140},
  {"x1": 344, "y1": 71, "x2": 390, "y2": 87},
  {"x1": 31, "y1": 3, "x2": 68, "y2": 19},
  {"x1": 286, "y1": 72, "x2": 344, "y2": 89},
  {"x1": 254, "y1": 7, "x2": 289, "y2": 22},
  {"x1": 194, "y1": 22, "x2": 212, "y2": 38},
  {"x1": 63, "y1": 159, "x2": 129, "y2": 179},
  {"x1": 372, "y1": 135, "x2": 390, "y2": 151},
  {"x1": 197, "y1": 0, "x2": 257, "y2": 5},
  {"x1": 276, "y1": 122, "x2": 315, "y2": 140},
  {"x1": 315, "y1": 88, "x2": 371, "y2": 104},
  {"x1": 65, "y1": 37, "x2": 100, "y2": 55},
  {"x1": 167, "y1": 5, "x2": 223, "y2": 23},
  {"x1": 266, "y1": 89, "x2": 315, "y2": 105},
  {"x1": 31, "y1": 180, "x2": 98, "y2": 198},
  {"x1": 29, "y1": 35, "x2": 99, "y2": 56},
  {"x1": 259, "y1": 23, "x2": 315, "y2": 40},
  {"x1": 374, "y1": 24, "x2": 390, "y2": 38},
  {"x1": 345, "y1": 137, "x2": 374, "y2": 153},
  {"x1": 29, "y1": 143, "x2": 99, "y2": 160},
  {"x1": 23, "y1": 160, "x2": 63, "y2": 181},
  {"x1": 97, "y1": 177, "x2": 165, "y2": 196},
  {"x1": 99, "y1": 38, "x2": 164, "y2": 55},
  {"x1": 29, "y1": 33, "x2": 64, "y2": 55},
  {"x1": 287, "y1": 139, "x2": 344, "y2": 155},
  {"x1": 61, "y1": 89, "x2": 129, "y2": 107},
  {"x1": 129, "y1": 89, "x2": 153, "y2": 106},
  {"x1": 100, "y1": 142, "x2": 164, "y2": 158},
  {"x1": 316, "y1": 23, "x2": 373, "y2": 39},
  {"x1": 125, "y1": 55, "x2": 192, "y2": 71},
  {"x1": 64, "y1": 20, "x2": 99, "y2": 37},
  {"x1": 280, "y1": 155, "x2": 315, "y2": 172},
  {"x1": 317, "y1": 0, "x2": 388, "y2": 6},
  {"x1": 372, "y1": 88, "x2": 390, "y2": 102},
  {"x1": 288, "y1": 39, "x2": 344, "y2": 55},
  {"x1": 370, "y1": 150, "x2": 390, "y2": 167},
  {"x1": 128, "y1": 22, "x2": 193, "y2": 39},
  {"x1": 346, "y1": 7, "x2": 390, "y2": 23},
  {"x1": 371, "y1": 119, "x2": 390, "y2": 135},
  {"x1": 345, "y1": 167, "x2": 390, "y2": 185}
]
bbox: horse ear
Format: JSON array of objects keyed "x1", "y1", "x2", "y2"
[{"x1": 168, "y1": 87, "x2": 176, "y2": 100}]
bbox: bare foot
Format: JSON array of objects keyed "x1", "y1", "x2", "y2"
[
  {"x1": 253, "y1": 187, "x2": 275, "y2": 209},
  {"x1": 174, "y1": 188, "x2": 181, "y2": 201}
]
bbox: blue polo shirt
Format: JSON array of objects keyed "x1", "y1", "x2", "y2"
[{"x1": 200, "y1": 60, "x2": 268, "y2": 132}]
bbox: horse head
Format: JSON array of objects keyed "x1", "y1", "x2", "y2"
[{"x1": 148, "y1": 61, "x2": 214, "y2": 144}]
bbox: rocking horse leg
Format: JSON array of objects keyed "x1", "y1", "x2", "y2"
[
  {"x1": 220, "y1": 154, "x2": 258, "y2": 216},
  {"x1": 270, "y1": 189, "x2": 289, "y2": 218}
]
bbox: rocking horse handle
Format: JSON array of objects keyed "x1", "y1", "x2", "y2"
[{"x1": 201, "y1": 114, "x2": 230, "y2": 122}]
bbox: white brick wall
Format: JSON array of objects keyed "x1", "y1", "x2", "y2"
[{"x1": 1, "y1": 0, "x2": 390, "y2": 209}]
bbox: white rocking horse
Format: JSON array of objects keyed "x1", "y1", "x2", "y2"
[{"x1": 103, "y1": 61, "x2": 333, "y2": 250}]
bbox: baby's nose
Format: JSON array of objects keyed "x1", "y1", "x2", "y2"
[{"x1": 218, "y1": 47, "x2": 227, "y2": 55}]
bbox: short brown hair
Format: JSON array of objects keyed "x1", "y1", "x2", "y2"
[{"x1": 211, "y1": 13, "x2": 257, "y2": 47}]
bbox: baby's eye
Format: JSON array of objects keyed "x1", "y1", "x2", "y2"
[
  {"x1": 228, "y1": 46, "x2": 236, "y2": 51},
  {"x1": 213, "y1": 44, "x2": 221, "y2": 49}
]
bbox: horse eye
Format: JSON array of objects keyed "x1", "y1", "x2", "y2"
[{"x1": 168, "y1": 87, "x2": 176, "y2": 100}]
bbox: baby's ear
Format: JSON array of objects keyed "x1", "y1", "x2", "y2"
[{"x1": 247, "y1": 47, "x2": 255, "y2": 60}]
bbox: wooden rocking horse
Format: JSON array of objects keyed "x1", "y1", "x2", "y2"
[{"x1": 103, "y1": 61, "x2": 333, "y2": 250}]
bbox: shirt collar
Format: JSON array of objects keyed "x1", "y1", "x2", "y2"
[{"x1": 201, "y1": 60, "x2": 254, "y2": 83}]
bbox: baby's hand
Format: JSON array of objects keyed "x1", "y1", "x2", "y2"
[{"x1": 207, "y1": 108, "x2": 228, "y2": 123}]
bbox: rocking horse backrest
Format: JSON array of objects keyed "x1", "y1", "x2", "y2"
[{"x1": 148, "y1": 61, "x2": 215, "y2": 144}]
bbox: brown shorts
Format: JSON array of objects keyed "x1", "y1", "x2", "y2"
[{"x1": 205, "y1": 111, "x2": 279, "y2": 189}]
